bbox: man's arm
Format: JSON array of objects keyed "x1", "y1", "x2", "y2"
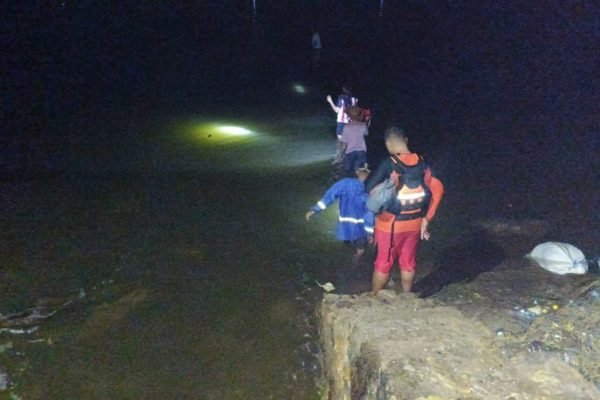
[
  {"x1": 423, "y1": 171, "x2": 444, "y2": 222},
  {"x1": 420, "y1": 170, "x2": 444, "y2": 239},
  {"x1": 364, "y1": 159, "x2": 391, "y2": 193},
  {"x1": 326, "y1": 95, "x2": 340, "y2": 113},
  {"x1": 305, "y1": 179, "x2": 346, "y2": 220}
]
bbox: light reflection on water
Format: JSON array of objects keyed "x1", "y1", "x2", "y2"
[{"x1": 171, "y1": 115, "x2": 335, "y2": 171}]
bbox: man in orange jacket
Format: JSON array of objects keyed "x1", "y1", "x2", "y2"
[{"x1": 364, "y1": 126, "x2": 444, "y2": 294}]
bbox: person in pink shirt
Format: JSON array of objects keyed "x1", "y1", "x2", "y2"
[{"x1": 340, "y1": 106, "x2": 369, "y2": 174}]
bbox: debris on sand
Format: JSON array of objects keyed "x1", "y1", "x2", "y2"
[{"x1": 475, "y1": 218, "x2": 550, "y2": 237}]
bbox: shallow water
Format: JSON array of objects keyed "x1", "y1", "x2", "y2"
[
  {"x1": 3, "y1": 90, "x2": 594, "y2": 398},
  {"x1": 2, "y1": 104, "x2": 354, "y2": 398}
]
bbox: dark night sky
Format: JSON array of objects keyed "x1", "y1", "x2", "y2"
[{"x1": 2, "y1": 1, "x2": 599, "y2": 171}]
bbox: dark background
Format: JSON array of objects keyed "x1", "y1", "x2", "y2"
[{"x1": 2, "y1": 0, "x2": 599, "y2": 192}]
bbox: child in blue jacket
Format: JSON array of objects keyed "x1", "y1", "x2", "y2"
[{"x1": 305, "y1": 166, "x2": 373, "y2": 258}]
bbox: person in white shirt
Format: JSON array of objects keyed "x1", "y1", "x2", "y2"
[{"x1": 326, "y1": 85, "x2": 358, "y2": 163}]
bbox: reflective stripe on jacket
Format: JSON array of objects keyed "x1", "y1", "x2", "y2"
[{"x1": 311, "y1": 177, "x2": 371, "y2": 241}]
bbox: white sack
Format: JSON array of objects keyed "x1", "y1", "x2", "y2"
[{"x1": 528, "y1": 242, "x2": 588, "y2": 275}]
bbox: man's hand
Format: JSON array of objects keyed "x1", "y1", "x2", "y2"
[
  {"x1": 305, "y1": 210, "x2": 315, "y2": 221},
  {"x1": 326, "y1": 95, "x2": 339, "y2": 113},
  {"x1": 420, "y1": 218, "x2": 431, "y2": 240}
]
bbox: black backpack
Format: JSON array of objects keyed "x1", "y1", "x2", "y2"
[{"x1": 388, "y1": 155, "x2": 431, "y2": 220}]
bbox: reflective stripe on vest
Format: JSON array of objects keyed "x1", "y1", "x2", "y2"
[{"x1": 397, "y1": 186, "x2": 426, "y2": 205}]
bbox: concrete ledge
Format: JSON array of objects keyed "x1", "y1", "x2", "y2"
[{"x1": 320, "y1": 291, "x2": 599, "y2": 400}]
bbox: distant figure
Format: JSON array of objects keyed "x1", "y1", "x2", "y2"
[
  {"x1": 311, "y1": 31, "x2": 322, "y2": 71},
  {"x1": 312, "y1": 31, "x2": 322, "y2": 50},
  {"x1": 313, "y1": 31, "x2": 321, "y2": 50},
  {"x1": 305, "y1": 166, "x2": 373, "y2": 259},
  {"x1": 326, "y1": 85, "x2": 358, "y2": 164},
  {"x1": 340, "y1": 106, "x2": 369, "y2": 174},
  {"x1": 364, "y1": 127, "x2": 445, "y2": 294}
]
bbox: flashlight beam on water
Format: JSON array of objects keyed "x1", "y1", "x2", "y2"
[{"x1": 216, "y1": 126, "x2": 253, "y2": 136}]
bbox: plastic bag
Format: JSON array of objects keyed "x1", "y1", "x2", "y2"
[
  {"x1": 528, "y1": 242, "x2": 588, "y2": 275},
  {"x1": 366, "y1": 177, "x2": 396, "y2": 213}
]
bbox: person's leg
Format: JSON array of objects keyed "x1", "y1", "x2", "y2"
[
  {"x1": 353, "y1": 237, "x2": 367, "y2": 258},
  {"x1": 334, "y1": 138, "x2": 344, "y2": 163},
  {"x1": 343, "y1": 151, "x2": 354, "y2": 174},
  {"x1": 398, "y1": 231, "x2": 421, "y2": 292},
  {"x1": 372, "y1": 269, "x2": 389, "y2": 292},
  {"x1": 400, "y1": 270, "x2": 416, "y2": 292},
  {"x1": 352, "y1": 151, "x2": 366, "y2": 171},
  {"x1": 334, "y1": 123, "x2": 346, "y2": 163},
  {"x1": 372, "y1": 229, "x2": 395, "y2": 293}
]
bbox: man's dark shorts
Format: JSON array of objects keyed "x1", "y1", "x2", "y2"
[{"x1": 344, "y1": 150, "x2": 366, "y2": 173}]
